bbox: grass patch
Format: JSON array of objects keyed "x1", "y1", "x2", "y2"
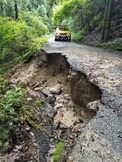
[{"x1": 53, "y1": 141, "x2": 65, "y2": 162}]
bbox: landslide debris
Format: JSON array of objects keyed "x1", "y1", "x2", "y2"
[{"x1": 1, "y1": 51, "x2": 101, "y2": 162}]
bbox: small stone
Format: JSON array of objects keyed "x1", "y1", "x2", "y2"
[
  {"x1": 87, "y1": 100, "x2": 100, "y2": 111},
  {"x1": 49, "y1": 109, "x2": 57, "y2": 118},
  {"x1": 42, "y1": 89, "x2": 51, "y2": 97},
  {"x1": 30, "y1": 132, "x2": 34, "y2": 137},
  {"x1": 25, "y1": 127, "x2": 30, "y2": 131},
  {"x1": 67, "y1": 156, "x2": 73, "y2": 162},
  {"x1": 37, "y1": 60, "x2": 45, "y2": 67},
  {"x1": 49, "y1": 84, "x2": 62, "y2": 94},
  {"x1": 55, "y1": 103, "x2": 63, "y2": 110},
  {"x1": 74, "y1": 124, "x2": 81, "y2": 131},
  {"x1": 34, "y1": 87, "x2": 43, "y2": 91}
]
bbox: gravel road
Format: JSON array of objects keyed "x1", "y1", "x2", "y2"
[{"x1": 44, "y1": 37, "x2": 122, "y2": 162}]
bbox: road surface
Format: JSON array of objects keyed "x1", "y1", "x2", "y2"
[{"x1": 43, "y1": 37, "x2": 122, "y2": 162}]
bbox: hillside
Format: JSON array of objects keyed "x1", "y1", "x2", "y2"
[{"x1": 82, "y1": 0, "x2": 122, "y2": 50}]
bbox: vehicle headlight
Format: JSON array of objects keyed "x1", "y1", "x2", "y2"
[
  {"x1": 56, "y1": 33, "x2": 61, "y2": 36},
  {"x1": 66, "y1": 33, "x2": 70, "y2": 36}
]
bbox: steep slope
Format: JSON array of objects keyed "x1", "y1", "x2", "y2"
[{"x1": 82, "y1": 0, "x2": 122, "y2": 50}]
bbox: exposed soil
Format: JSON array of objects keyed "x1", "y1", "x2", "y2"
[
  {"x1": 44, "y1": 38, "x2": 122, "y2": 162},
  {"x1": 1, "y1": 37, "x2": 122, "y2": 162},
  {"x1": 8, "y1": 51, "x2": 101, "y2": 121},
  {"x1": 1, "y1": 50, "x2": 101, "y2": 162}
]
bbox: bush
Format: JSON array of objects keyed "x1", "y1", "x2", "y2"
[
  {"x1": 0, "y1": 79, "x2": 24, "y2": 147},
  {"x1": 0, "y1": 78, "x2": 45, "y2": 148},
  {"x1": 0, "y1": 15, "x2": 48, "y2": 73},
  {"x1": 72, "y1": 28, "x2": 87, "y2": 41},
  {"x1": 19, "y1": 11, "x2": 48, "y2": 36}
]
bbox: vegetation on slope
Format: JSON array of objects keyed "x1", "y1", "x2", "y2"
[
  {"x1": 0, "y1": 0, "x2": 121, "y2": 160},
  {"x1": 53, "y1": 0, "x2": 104, "y2": 39},
  {"x1": 0, "y1": 0, "x2": 121, "y2": 74},
  {"x1": 0, "y1": 78, "x2": 44, "y2": 148},
  {"x1": 53, "y1": 0, "x2": 122, "y2": 50}
]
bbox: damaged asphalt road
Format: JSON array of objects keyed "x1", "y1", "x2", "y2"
[
  {"x1": 1, "y1": 37, "x2": 121, "y2": 162},
  {"x1": 43, "y1": 37, "x2": 122, "y2": 162}
]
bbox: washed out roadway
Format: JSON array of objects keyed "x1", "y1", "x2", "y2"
[{"x1": 43, "y1": 37, "x2": 122, "y2": 162}]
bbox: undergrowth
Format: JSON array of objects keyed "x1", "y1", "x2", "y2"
[
  {"x1": 53, "y1": 141, "x2": 65, "y2": 162},
  {"x1": 0, "y1": 78, "x2": 44, "y2": 148},
  {"x1": 0, "y1": 16, "x2": 48, "y2": 74}
]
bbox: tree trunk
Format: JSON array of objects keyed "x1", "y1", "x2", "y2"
[{"x1": 15, "y1": 0, "x2": 18, "y2": 20}]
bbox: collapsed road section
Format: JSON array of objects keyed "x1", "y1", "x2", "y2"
[
  {"x1": 7, "y1": 50, "x2": 101, "y2": 162},
  {"x1": 3, "y1": 40, "x2": 122, "y2": 161},
  {"x1": 33, "y1": 51, "x2": 102, "y2": 161},
  {"x1": 44, "y1": 39, "x2": 122, "y2": 162}
]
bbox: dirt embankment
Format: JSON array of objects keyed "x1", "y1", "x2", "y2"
[{"x1": 2, "y1": 49, "x2": 101, "y2": 162}]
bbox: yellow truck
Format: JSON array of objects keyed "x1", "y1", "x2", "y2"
[{"x1": 55, "y1": 25, "x2": 71, "y2": 41}]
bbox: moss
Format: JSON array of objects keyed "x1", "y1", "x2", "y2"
[{"x1": 53, "y1": 141, "x2": 64, "y2": 162}]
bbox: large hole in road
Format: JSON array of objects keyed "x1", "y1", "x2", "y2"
[
  {"x1": 31, "y1": 51, "x2": 101, "y2": 161},
  {"x1": 37, "y1": 51, "x2": 101, "y2": 117},
  {"x1": 1, "y1": 50, "x2": 102, "y2": 162}
]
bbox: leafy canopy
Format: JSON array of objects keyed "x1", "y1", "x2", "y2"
[{"x1": 53, "y1": 0, "x2": 104, "y2": 41}]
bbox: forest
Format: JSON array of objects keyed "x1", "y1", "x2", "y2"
[
  {"x1": 0, "y1": 0, "x2": 122, "y2": 161},
  {"x1": 0, "y1": 0, "x2": 121, "y2": 73}
]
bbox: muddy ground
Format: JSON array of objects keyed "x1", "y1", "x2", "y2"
[{"x1": 1, "y1": 37, "x2": 122, "y2": 162}]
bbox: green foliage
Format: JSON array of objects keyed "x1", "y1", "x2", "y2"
[
  {"x1": 53, "y1": 0, "x2": 104, "y2": 41},
  {"x1": 53, "y1": 141, "x2": 64, "y2": 162},
  {"x1": 19, "y1": 11, "x2": 48, "y2": 36},
  {"x1": 0, "y1": 0, "x2": 55, "y2": 31},
  {"x1": 0, "y1": 0, "x2": 15, "y2": 18},
  {"x1": 100, "y1": 38, "x2": 122, "y2": 51},
  {"x1": 0, "y1": 79, "x2": 24, "y2": 147},
  {"x1": 0, "y1": 17, "x2": 27, "y2": 53},
  {"x1": 0, "y1": 0, "x2": 51, "y2": 69},
  {"x1": 0, "y1": 78, "x2": 45, "y2": 148},
  {"x1": 72, "y1": 28, "x2": 87, "y2": 41},
  {"x1": 0, "y1": 15, "x2": 48, "y2": 73}
]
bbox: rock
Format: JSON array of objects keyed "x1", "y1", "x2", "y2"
[
  {"x1": 67, "y1": 156, "x2": 73, "y2": 162},
  {"x1": 46, "y1": 94, "x2": 56, "y2": 106},
  {"x1": 63, "y1": 94, "x2": 71, "y2": 100},
  {"x1": 49, "y1": 84, "x2": 62, "y2": 94},
  {"x1": 87, "y1": 100, "x2": 100, "y2": 111},
  {"x1": 55, "y1": 103, "x2": 64, "y2": 110},
  {"x1": 42, "y1": 89, "x2": 51, "y2": 97},
  {"x1": 25, "y1": 127, "x2": 31, "y2": 132},
  {"x1": 34, "y1": 86, "x2": 44, "y2": 91},
  {"x1": 26, "y1": 84, "x2": 42, "y2": 98},
  {"x1": 48, "y1": 109, "x2": 57, "y2": 119},
  {"x1": 37, "y1": 60, "x2": 45, "y2": 67}
]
